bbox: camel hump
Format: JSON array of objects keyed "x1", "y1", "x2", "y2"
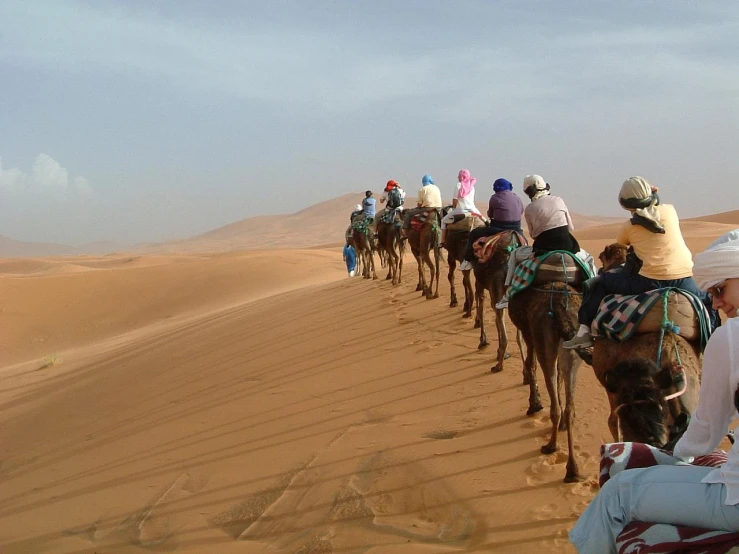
[
  {"x1": 446, "y1": 213, "x2": 487, "y2": 232},
  {"x1": 531, "y1": 251, "x2": 587, "y2": 287},
  {"x1": 594, "y1": 288, "x2": 710, "y2": 343}
]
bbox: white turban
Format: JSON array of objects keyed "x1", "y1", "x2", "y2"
[
  {"x1": 619, "y1": 177, "x2": 663, "y2": 231},
  {"x1": 693, "y1": 229, "x2": 739, "y2": 290},
  {"x1": 354, "y1": 204, "x2": 362, "y2": 211}
]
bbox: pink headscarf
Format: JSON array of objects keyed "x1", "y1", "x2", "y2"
[{"x1": 457, "y1": 169, "x2": 476, "y2": 198}]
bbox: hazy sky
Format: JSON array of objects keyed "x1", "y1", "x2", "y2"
[{"x1": 2, "y1": 1, "x2": 738, "y2": 245}]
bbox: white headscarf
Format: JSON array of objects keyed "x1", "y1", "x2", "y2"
[
  {"x1": 523, "y1": 174, "x2": 550, "y2": 200},
  {"x1": 693, "y1": 229, "x2": 739, "y2": 290},
  {"x1": 619, "y1": 177, "x2": 663, "y2": 232}
]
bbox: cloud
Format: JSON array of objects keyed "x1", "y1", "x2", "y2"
[{"x1": 0, "y1": 154, "x2": 92, "y2": 197}]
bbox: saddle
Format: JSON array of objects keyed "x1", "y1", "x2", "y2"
[
  {"x1": 445, "y1": 213, "x2": 486, "y2": 232},
  {"x1": 351, "y1": 216, "x2": 372, "y2": 234},
  {"x1": 593, "y1": 288, "x2": 711, "y2": 344},
  {"x1": 509, "y1": 250, "x2": 593, "y2": 298},
  {"x1": 473, "y1": 231, "x2": 527, "y2": 264},
  {"x1": 379, "y1": 207, "x2": 403, "y2": 225},
  {"x1": 409, "y1": 208, "x2": 439, "y2": 231}
]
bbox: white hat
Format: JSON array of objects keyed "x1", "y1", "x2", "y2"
[
  {"x1": 354, "y1": 204, "x2": 362, "y2": 211},
  {"x1": 523, "y1": 174, "x2": 547, "y2": 191}
]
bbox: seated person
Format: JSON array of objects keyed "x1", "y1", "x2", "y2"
[
  {"x1": 440, "y1": 169, "x2": 481, "y2": 247},
  {"x1": 459, "y1": 177, "x2": 524, "y2": 271},
  {"x1": 381, "y1": 180, "x2": 405, "y2": 212},
  {"x1": 360, "y1": 190, "x2": 376, "y2": 223},
  {"x1": 495, "y1": 175, "x2": 580, "y2": 309},
  {"x1": 402, "y1": 175, "x2": 443, "y2": 236},
  {"x1": 564, "y1": 176, "x2": 712, "y2": 349},
  {"x1": 349, "y1": 203, "x2": 363, "y2": 222},
  {"x1": 569, "y1": 230, "x2": 739, "y2": 554}
]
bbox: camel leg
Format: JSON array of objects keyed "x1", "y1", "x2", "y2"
[
  {"x1": 432, "y1": 245, "x2": 440, "y2": 299},
  {"x1": 476, "y1": 278, "x2": 488, "y2": 348},
  {"x1": 397, "y1": 240, "x2": 404, "y2": 284},
  {"x1": 448, "y1": 255, "x2": 458, "y2": 308},
  {"x1": 491, "y1": 306, "x2": 509, "y2": 373},
  {"x1": 521, "y1": 330, "x2": 542, "y2": 414},
  {"x1": 414, "y1": 251, "x2": 424, "y2": 292},
  {"x1": 462, "y1": 269, "x2": 473, "y2": 318},
  {"x1": 491, "y1": 278, "x2": 509, "y2": 373},
  {"x1": 517, "y1": 330, "x2": 529, "y2": 385},
  {"x1": 560, "y1": 346, "x2": 583, "y2": 483},
  {"x1": 423, "y1": 251, "x2": 434, "y2": 299},
  {"x1": 369, "y1": 250, "x2": 378, "y2": 280},
  {"x1": 537, "y1": 337, "x2": 561, "y2": 455}
]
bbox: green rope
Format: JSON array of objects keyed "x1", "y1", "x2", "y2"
[{"x1": 656, "y1": 289, "x2": 680, "y2": 366}]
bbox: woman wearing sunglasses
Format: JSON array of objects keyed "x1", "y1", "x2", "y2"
[{"x1": 569, "y1": 229, "x2": 739, "y2": 553}]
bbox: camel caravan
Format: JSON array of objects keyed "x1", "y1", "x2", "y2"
[{"x1": 344, "y1": 172, "x2": 736, "y2": 551}]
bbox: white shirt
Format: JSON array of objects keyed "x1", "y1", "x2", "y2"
[
  {"x1": 523, "y1": 194, "x2": 573, "y2": 238},
  {"x1": 674, "y1": 318, "x2": 739, "y2": 504},
  {"x1": 450, "y1": 182, "x2": 480, "y2": 215}
]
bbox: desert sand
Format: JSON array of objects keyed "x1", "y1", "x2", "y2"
[{"x1": 0, "y1": 211, "x2": 737, "y2": 553}]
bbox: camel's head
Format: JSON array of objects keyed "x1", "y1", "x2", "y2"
[
  {"x1": 604, "y1": 357, "x2": 670, "y2": 447},
  {"x1": 598, "y1": 243, "x2": 628, "y2": 274}
]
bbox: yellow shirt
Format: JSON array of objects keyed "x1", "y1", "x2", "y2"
[{"x1": 616, "y1": 204, "x2": 693, "y2": 280}]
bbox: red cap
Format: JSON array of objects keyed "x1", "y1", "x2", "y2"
[{"x1": 385, "y1": 179, "x2": 398, "y2": 192}]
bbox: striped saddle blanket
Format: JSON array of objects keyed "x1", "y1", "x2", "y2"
[
  {"x1": 472, "y1": 231, "x2": 527, "y2": 264},
  {"x1": 593, "y1": 288, "x2": 711, "y2": 348},
  {"x1": 509, "y1": 250, "x2": 594, "y2": 298},
  {"x1": 600, "y1": 442, "x2": 739, "y2": 554},
  {"x1": 410, "y1": 209, "x2": 438, "y2": 231}
]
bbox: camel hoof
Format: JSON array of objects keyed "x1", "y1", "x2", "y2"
[
  {"x1": 433, "y1": 293, "x2": 439, "y2": 299},
  {"x1": 415, "y1": 284, "x2": 424, "y2": 292},
  {"x1": 522, "y1": 377, "x2": 531, "y2": 386},
  {"x1": 478, "y1": 341, "x2": 489, "y2": 350},
  {"x1": 540, "y1": 444, "x2": 557, "y2": 455},
  {"x1": 473, "y1": 321, "x2": 481, "y2": 329},
  {"x1": 527, "y1": 404, "x2": 544, "y2": 416},
  {"x1": 564, "y1": 473, "x2": 584, "y2": 484},
  {"x1": 450, "y1": 301, "x2": 458, "y2": 308},
  {"x1": 373, "y1": 276, "x2": 378, "y2": 280},
  {"x1": 490, "y1": 364, "x2": 503, "y2": 374},
  {"x1": 462, "y1": 312, "x2": 472, "y2": 319},
  {"x1": 385, "y1": 275, "x2": 391, "y2": 280}
]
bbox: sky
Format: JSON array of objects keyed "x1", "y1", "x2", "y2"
[{"x1": 2, "y1": 1, "x2": 739, "y2": 246}]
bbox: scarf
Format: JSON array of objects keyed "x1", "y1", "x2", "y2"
[
  {"x1": 619, "y1": 177, "x2": 664, "y2": 234},
  {"x1": 458, "y1": 169, "x2": 476, "y2": 198},
  {"x1": 422, "y1": 175, "x2": 434, "y2": 186},
  {"x1": 693, "y1": 230, "x2": 739, "y2": 290}
]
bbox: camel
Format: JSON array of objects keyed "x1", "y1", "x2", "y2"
[
  {"x1": 351, "y1": 227, "x2": 378, "y2": 280},
  {"x1": 508, "y1": 278, "x2": 585, "y2": 483},
  {"x1": 376, "y1": 219, "x2": 405, "y2": 286},
  {"x1": 444, "y1": 216, "x2": 486, "y2": 318},
  {"x1": 472, "y1": 231, "x2": 526, "y2": 374},
  {"x1": 598, "y1": 243, "x2": 627, "y2": 273},
  {"x1": 406, "y1": 209, "x2": 441, "y2": 300},
  {"x1": 582, "y1": 244, "x2": 703, "y2": 446}
]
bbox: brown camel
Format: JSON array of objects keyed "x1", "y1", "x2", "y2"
[
  {"x1": 599, "y1": 243, "x2": 628, "y2": 273},
  {"x1": 582, "y1": 243, "x2": 703, "y2": 446},
  {"x1": 351, "y1": 227, "x2": 378, "y2": 280},
  {"x1": 589, "y1": 316, "x2": 702, "y2": 445},
  {"x1": 472, "y1": 231, "x2": 526, "y2": 374},
  {"x1": 444, "y1": 217, "x2": 486, "y2": 318},
  {"x1": 376, "y1": 219, "x2": 405, "y2": 286},
  {"x1": 508, "y1": 280, "x2": 585, "y2": 483},
  {"x1": 407, "y1": 209, "x2": 441, "y2": 300}
]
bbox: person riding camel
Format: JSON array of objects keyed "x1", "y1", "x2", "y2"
[
  {"x1": 563, "y1": 176, "x2": 714, "y2": 349},
  {"x1": 361, "y1": 190, "x2": 376, "y2": 222},
  {"x1": 349, "y1": 203, "x2": 363, "y2": 222},
  {"x1": 402, "y1": 174, "x2": 443, "y2": 238},
  {"x1": 458, "y1": 177, "x2": 524, "y2": 271},
  {"x1": 495, "y1": 175, "x2": 581, "y2": 309},
  {"x1": 381, "y1": 179, "x2": 405, "y2": 213},
  {"x1": 440, "y1": 169, "x2": 481, "y2": 248},
  {"x1": 569, "y1": 229, "x2": 739, "y2": 554}
]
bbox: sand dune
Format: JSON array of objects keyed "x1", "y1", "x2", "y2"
[{"x1": 0, "y1": 214, "x2": 736, "y2": 553}]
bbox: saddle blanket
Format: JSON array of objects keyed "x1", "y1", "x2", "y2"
[
  {"x1": 593, "y1": 287, "x2": 711, "y2": 348},
  {"x1": 472, "y1": 231, "x2": 527, "y2": 264},
  {"x1": 351, "y1": 217, "x2": 371, "y2": 234},
  {"x1": 508, "y1": 250, "x2": 594, "y2": 298},
  {"x1": 446, "y1": 213, "x2": 487, "y2": 232},
  {"x1": 599, "y1": 442, "x2": 739, "y2": 554},
  {"x1": 379, "y1": 207, "x2": 403, "y2": 225},
  {"x1": 409, "y1": 210, "x2": 438, "y2": 232}
]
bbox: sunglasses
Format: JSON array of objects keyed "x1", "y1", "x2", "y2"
[{"x1": 708, "y1": 281, "x2": 727, "y2": 299}]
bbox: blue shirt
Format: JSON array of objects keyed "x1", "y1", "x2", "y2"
[{"x1": 362, "y1": 197, "x2": 376, "y2": 218}]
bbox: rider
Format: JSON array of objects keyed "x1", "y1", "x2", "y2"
[
  {"x1": 402, "y1": 174, "x2": 443, "y2": 237},
  {"x1": 349, "y1": 203, "x2": 363, "y2": 222},
  {"x1": 440, "y1": 169, "x2": 482, "y2": 248},
  {"x1": 381, "y1": 180, "x2": 405, "y2": 213},
  {"x1": 361, "y1": 190, "x2": 376, "y2": 222},
  {"x1": 495, "y1": 175, "x2": 580, "y2": 309},
  {"x1": 569, "y1": 229, "x2": 739, "y2": 553},
  {"x1": 458, "y1": 177, "x2": 524, "y2": 271},
  {"x1": 564, "y1": 176, "x2": 712, "y2": 349}
]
